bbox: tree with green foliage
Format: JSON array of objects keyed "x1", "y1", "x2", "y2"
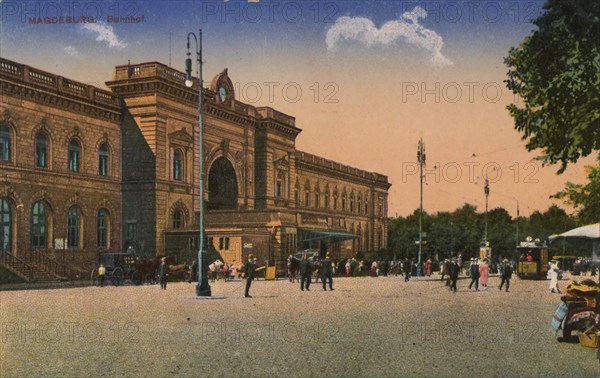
[
  {"x1": 504, "y1": 0, "x2": 600, "y2": 173},
  {"x1": 552, "y1": 161, "x2": 600, "y2": 224}
]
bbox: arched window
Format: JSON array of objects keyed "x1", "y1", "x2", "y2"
[
  {"x1": 67, "y1": 205, "x2": 80, "y2": 248},
  {"x1": 0, "y1": 199, "x2": 10, "y2": 252},
  {"x1": 324, "y1": 192, "x2": 330, "y2": 209},
  {"x1": 98, "y1": 143, "x2": 109, "y2": 176},
  {"x1": 173, "y1": 210, "x2": 183, "y2": 229},
  {"x1": 173, "y1": 150, "x2": 183, "y2": 181},
  {"x1": 342, "y1": 195, "x2": 347, "y2": 211},
  {"x1": 0, "y1": 125, "x2": 10, "y2": 162},
  {"x1": 31, "y1": 201, "x2": 47, "y2": 249},
  {"x1": 68, "y1": 140, "x2": 80, "y2": 172},
  {"x1": 350, "y1": 193, "x2": 355, "y2": 212},
  {"x1": 35, "y1": 133, "x2": 48, "y2": 168},
  {"x1": 97, "y1": 208, "x2": 108, "y2": 248}
]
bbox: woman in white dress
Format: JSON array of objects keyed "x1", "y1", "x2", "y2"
[{"x1": 549, "y1": 261, "x2": 561, "y2": 293}]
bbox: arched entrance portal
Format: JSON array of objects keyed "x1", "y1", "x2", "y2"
[{"x1": 208, "y1": 157, "x2": 238, "y2": 210}]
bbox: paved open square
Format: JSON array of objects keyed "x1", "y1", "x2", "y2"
[{"x1": 1, "y1": 276, "x2": 598, "y2": 377}]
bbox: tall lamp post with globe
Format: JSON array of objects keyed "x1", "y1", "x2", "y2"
[{"x1": 185, "y1": 29, "x2": 211, "y2": 297}]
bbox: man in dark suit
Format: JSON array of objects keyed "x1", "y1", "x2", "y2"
[
  {"x1": 403, "y1": 259, "x2": 411, "y2": 282},
  {"x1": 299, "y1": 254, "x2": 313, "y2": 291},
  {"x1": 499, "y1": 258, "x2": 513, "y2": 292},
  {"x1": 448, "y1": 258, "x2": 459, "y2": 292},
  {"x1": 321, "y1": 252, "x2": 334, "y2": 291},
  {"x1": 158, "y1": 257, "x2": 168, "y2": 290},
  {"x1": 468, "y1": 259, "x2": 480, "y2": 291},
  {"x1": 243, "y1": 254, "x2": 256, "y2": 298}
]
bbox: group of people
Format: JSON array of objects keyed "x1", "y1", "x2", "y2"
[
  {"x1": 297, "y1": 253, "x2": 334, "y2": 292},
  {"x1": 439, "y1": 257, "x2": 513, "y2": 293}
]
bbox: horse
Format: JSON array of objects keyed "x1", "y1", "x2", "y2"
[{"x1": 288, "y1": 256, "x2": 300, "y2": 283}]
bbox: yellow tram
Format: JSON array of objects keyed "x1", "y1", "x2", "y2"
[{"x1": 516, "y1": 238, "x2": 549, "y2": 279}]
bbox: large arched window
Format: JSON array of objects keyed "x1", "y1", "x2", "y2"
[
  {"x1": 67, "y1": 205, "x2": 80, "y2": 248},
  {"x1": 0, "y1": 125, "x2": 10, "y2": 162},
  {"x1": 173, "y1": 209, "x2": 183, "y2": 229},
  {"x1": 68, "y1": 140, "x2": 80, "y2": 172},
  {"x1": 0, "y1": 199, "x2": 11, "y2": 252},
  {"x1": 35, "y1": 133, "x2": 48, "y2": 168},
  {"x1": 173, "y1": 150, "x2": 183, "y2": 181},
  {"x1": 97, "y1": 208, "x2": 108, "y2": 248},
  {"x1": 98, "y1": 143, "x2": 109, "y2": 176},
  {"x1": 31, "y1": 201, "x2": 47, "y2": 249}
]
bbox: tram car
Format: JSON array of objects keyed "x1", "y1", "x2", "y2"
[{"x1": 517, "y1": 237, "x2": 549, "y2": 279}]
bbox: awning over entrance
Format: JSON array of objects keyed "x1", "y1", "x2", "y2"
[{"x1": 300, "y1": 229, "x2": 358, "y2": 243}]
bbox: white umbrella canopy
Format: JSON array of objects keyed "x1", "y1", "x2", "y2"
[{"x1": 549, "y1": 224, "x2": 600, "y2": 241}]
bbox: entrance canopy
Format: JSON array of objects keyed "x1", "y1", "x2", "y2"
[{"x1": 300, "y1": 229, "x2": 358, "y2": 243}]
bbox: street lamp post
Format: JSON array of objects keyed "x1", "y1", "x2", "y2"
[
  {"x1": 186, "y1": 29, "x2": 211, "y2": 297},
  {"x1": 417, "y1": 139, "x2": 426, "y2": 277},
  {"x1": 484, "y1": 177, "x2": 489, "y2": 245}
]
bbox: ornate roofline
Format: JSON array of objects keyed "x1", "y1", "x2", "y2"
[{"x1": 0, "y1": 58, "x2": 121, "y2": 122}]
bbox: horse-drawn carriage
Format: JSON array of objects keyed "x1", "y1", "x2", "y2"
[{"x1": 91, "y1": 251, "x2": 163, "y2": 286}]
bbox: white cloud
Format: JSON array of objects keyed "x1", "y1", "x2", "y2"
[
  {"x1": 326, "y1": 6, "x2": 452, "y2": 67},
  {"x1": 64, "y1": 46, "x2": 79, "y2": 57},
  {"x1": 82, "y1": 22, "x2": 127, "y2": 49}
]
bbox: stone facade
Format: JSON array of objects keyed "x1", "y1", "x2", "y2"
[
  {"x1": 0, "y1": 57, "x2": 390, "y2": 277},
  {"x1": 0, "y1": 58, "x2": 122, "y2": 272}
]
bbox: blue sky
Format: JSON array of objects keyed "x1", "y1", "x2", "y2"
[{"x1": 1, "y1": 0, "x2": 592, "y2": 217}]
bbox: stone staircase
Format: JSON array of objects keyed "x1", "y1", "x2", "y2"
[{"x1": 0, "y1": 251, "x2": 65, "y2": 283}]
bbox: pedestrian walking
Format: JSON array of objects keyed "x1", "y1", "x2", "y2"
[
  {"x1": 403, "y1": 259, "x2": 411, "y2": 282},
  {"x1": 479, "y1": 259, "x2": 489, "y2": 289},
  {"x1": 98, "y1": 264, "x2": 106, "y2": 287},
  {"x1": 321, "y1": 252, "x2": 334, "y2": 291},
  {"x1": 468, "y1": 258, "x2": 480, "y2": 291},
  {"x1": 499, "y1": 259, "x2": 512, "y2": 292},
  {"x1": 448, "y1": 258, "x2": 459, "y2": 292},
  {"x1": 299, "y1": 254, "x2": 312, "y2": 291},
  {"x1": 549, "y1": 261, "x2": 561, "y2": 293},
  {"x1": 425, "y1": 258, "x2": 432, "y2": 277},
  {"x1": 242, "y1": 254, "x2": 256, "y2": 298},
  {"x1": 158, "y1": 257, "x2": 168, "y2": 290}
]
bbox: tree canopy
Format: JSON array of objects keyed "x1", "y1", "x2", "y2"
[{"x1": 504, "y1": 0, "x2": 600, "y2": 173}]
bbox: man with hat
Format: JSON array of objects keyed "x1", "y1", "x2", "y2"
[
  {"x1": 468, "y1": 258, "x2": 480, "y2": 291},
  {"x1": 321, "y1": 252, "x2": 334, "y2": 291},
  {"x1": 499, "y1": 259, "x2": 512, "y2": 292},
  {"x1": 158, "y1": 257, "x2": 169, "y2": 290},
  {"x1": 448, "y1": 258, "x2": 459, "y2": 292},
  {"x1": 242, "y1": 254, "x2": 256, "y2": 298},
  {"x1": 299, "y1": 254, "x2": 313, "y2": 291}
]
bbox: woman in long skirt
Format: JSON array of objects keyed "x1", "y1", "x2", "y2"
[{"x1": 479, "y1": 259, "x2": 489, "y2": 288}]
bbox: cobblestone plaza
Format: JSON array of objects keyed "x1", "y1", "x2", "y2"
[{"x1": 1, "y1": 277, "x2": 597, "y2": 377}]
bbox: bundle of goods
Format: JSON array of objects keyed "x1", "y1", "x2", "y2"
[{"x1": 551, "y1": 279, "x2": 600, "y2": 347}]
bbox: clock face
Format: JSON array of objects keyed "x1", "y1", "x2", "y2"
[{"x1": 219, "y1": 87, "x2": 227, "y2": 102}]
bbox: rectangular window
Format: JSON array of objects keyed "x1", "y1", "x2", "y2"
[
  {"x1": 275, "y1": 180, "x2": 283, "y2": 198},
  {"x1": 36, "y1": 144, "x2": 47, "y2": 167},
  {"x1": 126, "y1": 222, "x2": 138, "y2": 242},
  {"x1": 99, "y1": 155, "x2": 108, "y2": 176},
  {"x1": 218, "y1": 237, "x2": 230, "y2": 250},
  {"x1": 0, "y1": 135, "x2": 9, "y2": 161}
]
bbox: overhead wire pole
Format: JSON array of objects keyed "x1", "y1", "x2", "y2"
[{"x1": 417, "y1": 139, "x2": 426, "y2": 277}]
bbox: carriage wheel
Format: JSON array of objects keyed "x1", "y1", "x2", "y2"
[
  {"x1": 111, "y1": 268, "x2": 124, "y2": 286},
  {"x1": 90, "y1": 269, "x2": 99, "y2": 286}
]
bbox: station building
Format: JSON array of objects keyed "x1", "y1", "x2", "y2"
[{"x1": 0, "y1": 57, "x2": 390, "y2": 281}]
